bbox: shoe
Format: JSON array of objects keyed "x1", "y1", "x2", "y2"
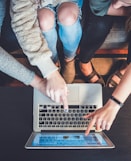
[
  {"x1": 61, "y1": 59, "x2": 76, "y2": 84},
  {"x1": 106, "y1": 59, "x2": 128, "y2": 87},
  {"x1": 80, "y1": 61, "x2": 105, "y2": 87}
]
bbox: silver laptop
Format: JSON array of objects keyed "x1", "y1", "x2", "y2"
[{"x1": 25, "y1": 83, "x2": 115, "y2": 149}]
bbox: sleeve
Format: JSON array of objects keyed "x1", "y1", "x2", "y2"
[
  {"x1": 89, "y1": 0, "x2": 111, "y2": 16},
  {"x1": 0, "y1": 47, "x2": 35, "y2": 85},
  {"x1": 10, "y1": 0, "x2": 58, "y2": 78}
]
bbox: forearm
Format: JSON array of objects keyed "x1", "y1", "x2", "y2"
[
  {"x1": 30, "y1": 74, "x2": 46, "y2": 94},
  {"x1": 102, "y1": 66, "x2": 131, "y2": 125},
  {"x1": 0, "y1": 47, "x2": 35, "y2": 85},
  {"x1": 107, "y1": 4, "x2": 130, "y2": 16},
  {"x1": 10, "y1": 0, "x2": 58, "y2": 78},
  {"x1": 111, "y1": 63, "x2": 131, "y2": 104}
]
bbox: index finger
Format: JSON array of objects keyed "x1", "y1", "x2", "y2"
[
  {"x1": 85, "y1": 118, "x2": 96, "y2": 136},
  {"x1": 61, "y1": 95, "x2": 69, "y2": 112}
]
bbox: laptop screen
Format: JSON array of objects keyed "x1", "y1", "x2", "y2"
[
  {"x1": 32, "y1": 132, "x2": 107, "y2": 147},
  {"x1": 24, "y1": 131, "x2": 115, "y2": 149}
]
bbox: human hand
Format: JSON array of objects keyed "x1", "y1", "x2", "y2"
[
  {"x1": 46, "y1": 70, "x2": 68, "y2": 111},
  {"x1": 84, "y1": 100, "x2": 121, "y2": 135}
]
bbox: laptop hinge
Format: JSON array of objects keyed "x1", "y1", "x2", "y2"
[{"x1": 41, "y1": 130, "x2": 85, "y2": 133}]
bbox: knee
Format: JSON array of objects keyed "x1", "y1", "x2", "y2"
[
  {"x1": 58, "y1": 2, "x2": 79, "y2": 26},
  {"x1": 38, "y1": 8, "x2": 55, "y2": 31}
]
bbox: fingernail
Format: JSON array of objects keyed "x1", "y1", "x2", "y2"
[{"x1": 64, "y1": 109, "x2": 68, "y2": 113}]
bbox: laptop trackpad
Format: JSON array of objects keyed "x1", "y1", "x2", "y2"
[{"x1": 67, "y1": 85, "x2": 79, "y2": 103}]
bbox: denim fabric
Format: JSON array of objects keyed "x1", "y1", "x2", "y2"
[
  {"x1": 0, "y1": 0, "x2": 6, "y2": 32},
  {"x1": 72, "y1": 0, "x2": 83, "y2": 8},
  {"x1": 59, "y1": 19, "x2": 82, "y2": 60},
  {"x1": 42, "y1": 0, "x2": 83, "y2": 62},
  {"x1": 39, "y1": 0, "x2": 83, "y2": 8}
]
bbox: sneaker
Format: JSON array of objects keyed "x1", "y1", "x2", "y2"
[{"x1": 61, "y1": 59, "x2": 76, "y2": 84}]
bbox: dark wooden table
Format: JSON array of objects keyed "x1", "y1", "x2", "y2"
[{"x1": 0, "y1": 86, "x2": 131, "y2": 161}]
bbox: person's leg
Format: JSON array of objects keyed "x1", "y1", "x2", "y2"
[
  {"x1": 38, "y1": 7, "x2": 58, "y2": 64},
  {"x1": 58, "y1": 2, "x2": 82, "y2": 61},
  {"x1": 79, "y1": 12, "x2": 114, "y2": 85},
  {"x1": 57, "y1": 1, "x2": 83, "y2": 83}
]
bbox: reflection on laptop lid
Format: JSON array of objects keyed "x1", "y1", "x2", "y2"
[{"x1": 25, "y1": 83, "x2": 115, "y2": 149}]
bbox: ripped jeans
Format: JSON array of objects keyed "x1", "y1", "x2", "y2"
[{"x1": 42, "y1": 0, "x2": 83, "y2": 63}]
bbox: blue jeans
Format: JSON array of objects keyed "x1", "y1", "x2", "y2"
[
  {"x1": 0, "y1": 0, "x2": 6, "y2": 32},
  {"x1": 42, "y1": 0, "x2": 83, "y2": 63}
]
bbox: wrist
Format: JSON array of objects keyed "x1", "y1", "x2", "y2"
[
  {"x1": 109, "y1": 95, "x2": 124, "y2": 108},
  {"x1": 30, "y1": 75, "x2": 42, "y2": 88},
  {"x1": 46, "y1": 70, "x2": 59, "y2": 80},
  {"x1": 105, "y1": 99, "x2": 121, "y2": 113},
  {"x1": 37, "y1": 57, "x2": 58, "y2": 78}
]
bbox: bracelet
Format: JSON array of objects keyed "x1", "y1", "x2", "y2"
[{"x1": 110, "y1": 96, "x2": 124, "y2": 108}]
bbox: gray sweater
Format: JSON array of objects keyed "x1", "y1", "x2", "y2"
[{"x1": 0, "y1": 47, "x2": 35, "y2": 85}]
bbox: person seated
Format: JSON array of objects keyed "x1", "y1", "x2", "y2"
[
  {"x1": 78, "y1": 0, "x2": 130, "y2": 87},
  {"x1": 83, "y1": 0, "x2": 131, "y2": 135},
  {"x1": 0, "y1": 0, "x2": 68, "y2": 111},
  {"x1": 37, "y1": 0, "x2": 83, "y2": 83}
]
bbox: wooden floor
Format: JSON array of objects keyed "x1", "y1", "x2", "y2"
[
  {"x1": 0, "y1": 46, "x2": 127, "y2": 87},
  {"x1": 0, "y1": 56, "x2": 127, "y2": 87}
]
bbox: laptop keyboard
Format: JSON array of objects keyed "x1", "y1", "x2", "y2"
[{"x1": 38, "y1": 105, "x2": 97, "y2": 130}]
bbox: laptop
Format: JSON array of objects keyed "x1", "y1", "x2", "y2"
[{"x1": 25, "y1": 83, "x2": 115, "y2": 149}]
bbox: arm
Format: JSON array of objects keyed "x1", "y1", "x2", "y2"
[
  {"x1": 0, "y1": 46, "x2": 65, "y2": 100},
  {"x1": 10, "y1": 0, "x2": 57, "y2": 78},
  {"x1": 107, "y1": 4, "x2": 131, "y2": 16},
  {"x1": 89, "y1": 0, "x2": 130, "y2": 16},
  {"x1": 0, "y1": 47, "x2": 67, "y2": 102},
  {"x1": 0, "y1": 46, "x2": 47, "y2": 94},
  {"x1": 10, "y1": 0, "x2": 68, "y2": 110},
  {"x1": 0, "y1": 47, "x2": 35, "y2": 85},
  {"x1": 84, "y1": 63, "x2": 131, "y2": 135},
  {"x1": 0, "y1": 0, "x2": 46, "y2": 94}
]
